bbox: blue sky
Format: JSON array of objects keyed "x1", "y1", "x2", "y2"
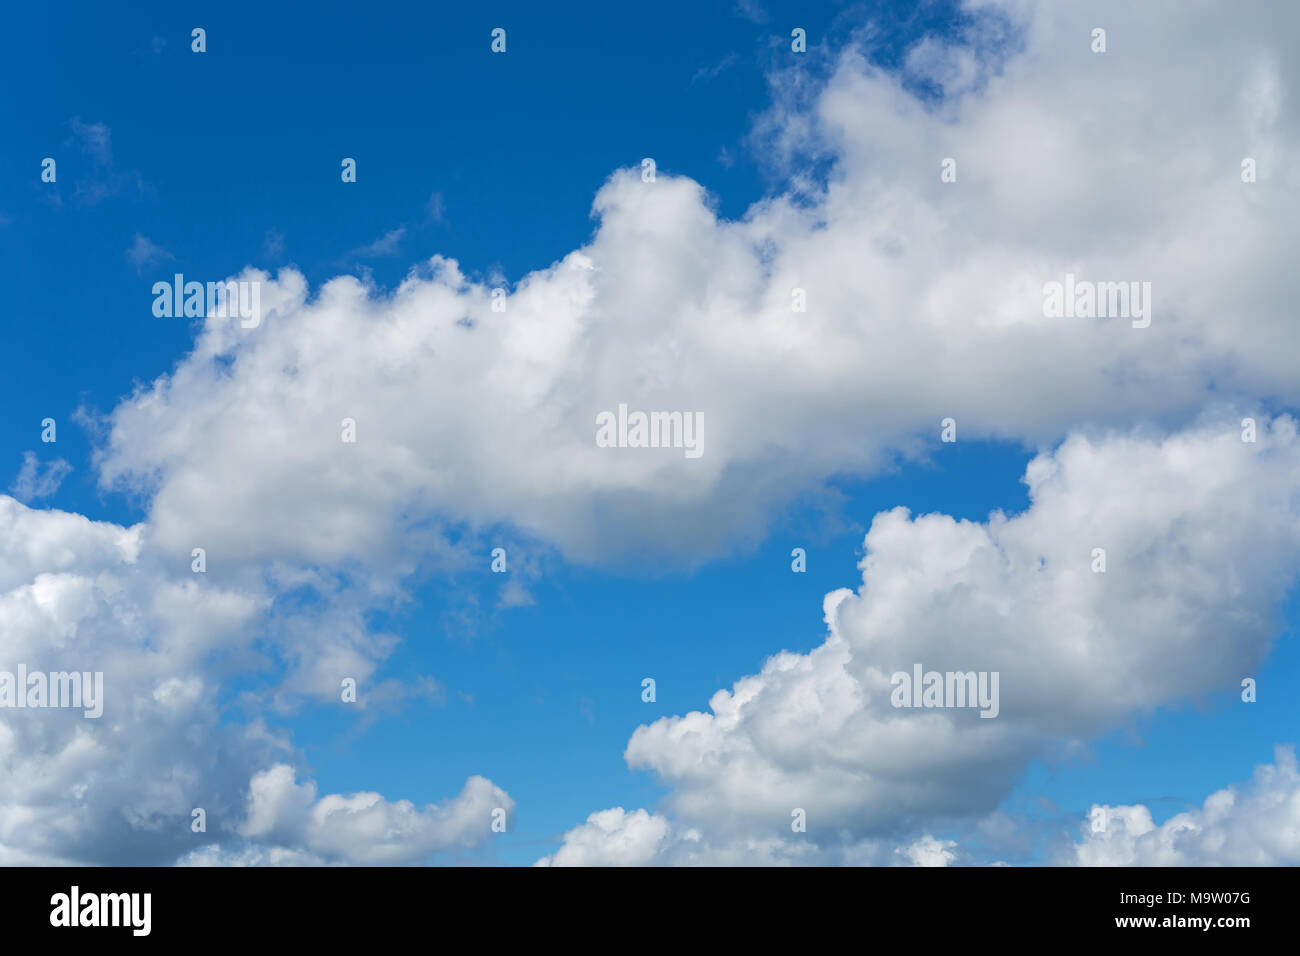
[{"x1": 2, "y1": 0, "x2": 1298, "y2": 867}]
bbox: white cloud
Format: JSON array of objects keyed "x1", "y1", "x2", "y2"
[
  {"x1": 426, "y1": 192, "x2": 445, "y2": 223},
  {"x1": 9, "y1": 452, "x2": 71, "y2": 502},
  {"x1": 93, "y1": 1, "x2": 1300, "y2": 575},
  {"x1": 1067, "y1": 747, "x2": 1300, "y2": 866},
  {"x1": 535, "y1": 806, "x2": 960, "y2": 866},
  {"x1": 542, "y1": 417, "x2": 1300, "y2": 862},
  {"x1": 125, "y1": 233, "x2": 173, "y2": 273},
  {"x1": 10, "y1": 0, "x2": 1300, "y2": 866},
  {"x1": 896, "y1": 834, "x2": 957, "y2": 867},
  {"x1": 69, "y1": 117, "x2": 112, "y2": 166},
  {"x1": 351, "y1": 226, "x2": 406, "y2": 259},
  {"x1": 177, "y1": 844, "x2": 330, "y2": 867},
  {"x1": 236, "y1": 764, "x2": 513, "y2": 865},
  {"x1": 535, "y1": 808, "x2": 670, "y2": 867},
  {"x1": 263, "y1": 227, "x2": 285, "y2": 260},
  {"x1": 0, "y1": 495, "x2": 511, "y2": 865},
  {"x1": 692, "y1": 53, "x2": 738, "y2": 85},
  {"x1": 64, "y1": 118, "x2": 149, "y2": 205}
]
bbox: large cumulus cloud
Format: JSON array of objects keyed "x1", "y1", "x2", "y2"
[
  {"x1": 8, "y1": 0, "x2": 1300, "y2": 865},
  {"x1": 544, "y1": 417, "x2": 1300, "y2": 861},
  {"x1": 0, "y1": 496, "x2": 511, "y2": 865},
  {"x1": 96, "y1": 0, "x2": 1299, "y2": 570}
]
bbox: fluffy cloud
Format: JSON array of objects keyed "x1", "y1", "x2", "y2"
[
  {"x1": 535, "y1": 808, "x2": 671, "y2": 867},
  {"x1": 1067, "y1": 747, "x2": 1300, "y2": 866},
  {"x1": 95, "y1": 0, "x2": 1300, "y2": 572},
  {"x1": 11, "y1": 0, "x2": 1300, "y2": 866},
  {"x1": 233, "y1": 765, "x2": 513, "y2": 865},
  {"x1": 543, "y1": 418, "x2": 1300, "y2": 861},
  {"x1": 896, "y1": 834, "x2": 958, "y2": 867},
  {"x1": 535, "y1": 806, "x2": 960, "y2": 867},
  {"x1": 0, "y1": 496, "x2": 510, "y2": 865}
]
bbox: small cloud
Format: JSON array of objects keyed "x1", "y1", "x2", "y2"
[
  {"x1": 64, "y1": 118, "x2": 151, "y2": 206},
  {"x1": 264, "y1": 227, "x2": 285, "y2": 260},
  {"x1": 692, "y1": 53, "x2": 737, "y2": 85},
  {"x1": 497, "y1": 577, "x2": 535, "y2": 609},
  {"x1": 895, "y1": 835, "x2": 957, "y2": 867},
  {"x1": 426, "y1": 192, "x2": 445, "y2": 224},
  {"x1": 151, "y1": 36, "x2": 166, "y2": 55},
  {"x1": 364, "y1": 675, "x2": 446, "y2": 712},
  {"x1": 734, "y1": 0, "x2": 768, "y2": 25},
  {"x1": 125, "y1": 233, "x2": 173, "y2": 273},
  {"x1": 337, "y1": 675, "x2": 446, "y2": 738},
  {"x1": 351, "y1": 226, "x2": 406, "y2": 259},
  {"x1": 718, "y1": 146, "x2": 736, "y2": 169},
  {"x1": 10, "y1": 453, "x2": 72, "y2": 503},
  {"x1": 69, "y1": 117, "x2": 112, "y2": 165}
]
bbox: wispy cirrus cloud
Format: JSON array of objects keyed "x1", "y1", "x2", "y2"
[
  {"x1": 125, "y1": 232, "x2": 173, "y2": 273},
  {"x1": 350, "y1": 226, "x2": 406, "y2": 259},
  {"x1": 426, "y1": 192, "x2": 445, "y2": 224},
  {"x1": 63, "y1": 117, "x2": 151, "y2": 206},
  {"x1": 9, "y1": 452, "x2": 72, "y2": 503},
  {"x1": 691, "y1": 52, "x2": 737, "y2": 85}
]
